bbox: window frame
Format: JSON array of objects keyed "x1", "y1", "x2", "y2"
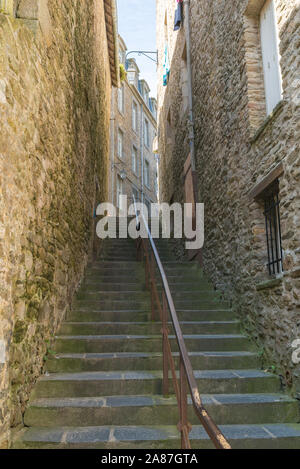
[
  {"x1": 259, "y1": 0, "x2": 283, "y2": 116},
  {"x1": 132, "y1": 145, "x2": 138, "y2": 175},
  {"x1": 117, "y1": 128, "x2": 124, "y2": 159},
  {"x1": 144, "y1": 119, "x2": 150, "y2": 148},
  {"x1": 0, "y1": 0, "x2": 13, "y2": 15},
  {"x1": 263, "y1": 180, "x2": 283, "y2": 276},
  {"x1": 118, "y1": 85, "x2": 125, "y2": 114},
  {"x1": 116, "y1": 175, "x2": 123, "y2": 209},
  {"x1": 144, "y1": 159, "x2": 150, "y2": 188},
  {"x1": 132, "y1": 100, "x2": 138, "y2": 132}
]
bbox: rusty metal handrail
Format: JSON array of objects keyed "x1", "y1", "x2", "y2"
[{"x1": 132, "y1": 199, "x2": 231, "y2": 449}]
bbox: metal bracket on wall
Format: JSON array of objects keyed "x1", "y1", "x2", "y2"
[{"x1": 126, "y1": 50, "x2": 158, "y2": 66}]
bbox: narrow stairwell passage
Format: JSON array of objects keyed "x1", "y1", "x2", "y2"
[{"x1": 14, "y1": 238, "x2": 300, "y2": 449}]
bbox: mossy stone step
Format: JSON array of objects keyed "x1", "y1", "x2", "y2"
[
  {"x1": 73, "y1": 299, "x2": 230, "y2": 310},
  {"x1": 67, "y1": 308, "x2": 235, "y2": 322},
  {"x1": 45, "y1": 351, "x2": 259, "y2": 373},
  {"x1": 53, "y1": 334, "x2": 252, "y2": 354},
  {"x1": 31, "y1": 369, "x2": 279, "y2": 399},
  {"x1": 15, "y1": 423, "x2": 300, "y2": 449},
  {"x1": 24, "y1": 393, "x2": 299, "y2": 428},
  {"x1": 59, "y1": 320, "x2": 240, "y2": 336}
]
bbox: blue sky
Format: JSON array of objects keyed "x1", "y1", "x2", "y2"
[{"x1": 117, "y1": 0, "x2": 157, "y2": 97}]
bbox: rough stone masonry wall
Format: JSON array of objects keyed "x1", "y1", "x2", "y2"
[
  {"x1": 0, "y1": 0, "x2": 111, "y2": 447},
  {"x1": 157, "y1": 0, "x2": 300, "y2": 388}
]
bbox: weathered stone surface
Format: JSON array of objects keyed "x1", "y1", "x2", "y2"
[
  {"x1": 0, "y1": 0, "x2": 113, "y2": 446},
  {"x1": 157, "y1": 0, "x2": 300, "y2": 389}
]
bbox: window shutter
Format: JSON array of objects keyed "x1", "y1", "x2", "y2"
[{"x1": 260, "y1": 0, "x2": 282, "y2": 115}]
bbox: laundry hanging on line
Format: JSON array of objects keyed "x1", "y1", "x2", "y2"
[
  {"x1": 163, "y1": 43, "x2": 170, "y2": 86},
  {"x1": 174, "y1": 0, "x2": 183, "y2": 31}
]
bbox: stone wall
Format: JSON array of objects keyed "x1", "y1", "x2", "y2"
[
  {"x1": 0, "y1": 0, "x2": 112, "y2": 447},
  {"x1": 157, "y1": 0, "x2": 300, "y2": 388}
]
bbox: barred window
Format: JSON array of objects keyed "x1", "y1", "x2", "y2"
[{"x1": 263, "y1": 180, "x2": 283, "y2": 275}]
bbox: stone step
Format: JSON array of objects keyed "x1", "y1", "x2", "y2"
[
  {"x1": 89, "y1": 261, "x2": 144, "y2": 269},
  {"x1": 68, "y1": 308, "x2": 235, "y2": 322},
  {"x1": 89, "y1": 262, "x2": 200, "y2": 272},
  {"x1": 24, "y1": 393, "x2": 299, "y2": 428},
  {"x1": 75, "y1": 290, "x2": 221, "y2": 302},
  {"x1": 82, "y1": 280, "x2": 213, "y2": 291},
  {"x1": 99, "y1": 255, "x2": 138, "y2": 261},
  {"x1": 46, "y1": 351, "x2": 259, "y2": 373},
  {"x1": 59, "y1": 321, "x2": 240, "y2": 336},
  {"x1": 80, "y1": 282, "x2": 146, "y2": 292},
  {"x1": 76, "y1": 291, "x2": 151, "y2": 301},
  {"x1": 73, "y1": 299, "x2": 230, "y2": 310},
  {"x1": 100, "y1": 257, "x2": 139, "y2": 262},
  {"x1": 101, "y1": 245, "x2": 137, "y2": 251},
  {"x1": 84, "y1": 272, "x2": 204, "y2": 283},
  {"x1": 53, "y1": 334, "x2": 252, "y2": 354},
  {"x1": 73, "y1": 300, "x2": 151, "y2": 310},
  {"x1": 31, "y1": 369, "x2": 279, "y2": 399},
  {"x1": 15, "y1": 423, "x2": 300, "y2": 449},
  {"x1": 83, "y1": 274, "x2": 144, "y2": 283}
]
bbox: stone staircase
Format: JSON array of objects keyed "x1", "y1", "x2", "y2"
[{"x1": 14, "y1": 237, "x2": 300, "y2": 448}]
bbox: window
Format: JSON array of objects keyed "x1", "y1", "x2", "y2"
[
  {"x1": 117, "y1": 129, "x2": 124, "y2": 158},
  {"x1": 243, "y1": 0, "x2": 283, "y2": 134},
  {"x1": 154, "y1": 171, "x2": 159, "y2": 196},
  {"x1": 118, "y1": 85, "x2": 124, "y2": 113},
  {"x1": 144, "y1": 160, "x2": 150, "y2": 188},
  {"x1": 0, "y1": 1, "x2": 12, "y2": 14},
  {"x1": 145, "y1": 92, "x2": 149, "y2": 106},
  {"x1": 132, "y1": 146, "x2": 138, "y2": 174},
  {"x1": 116, "y1": 175, "x2": 123, "y2": 209},
  {"x1": 144, "y1": 119, "x2": 150, "y2": 147},
  {"x1": 263, "y1": 180, "x2": 283, "y2": 275},
  {"x1": 260, "y1": 0, "x2": 282, "y2": 115},
  {"x1": 132, "y1": 187, "x2": 139, "y2": 203},
  {"x1": 119, "y1": 49, "x2": 125, "y2": 65},
  {"x1": 132, "y1": 101, "x2": 138, "y2": 131}
]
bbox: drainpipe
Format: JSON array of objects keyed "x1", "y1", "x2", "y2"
[
  {"x1": 110, "y1": 91, "x2": 115, "y2": 205},
  {"x1": 183, "y1": 0, "x2": 196, "y2": 172},
  {"x1": 140, "y1": 102, "x2": 144, "y2": 205}
]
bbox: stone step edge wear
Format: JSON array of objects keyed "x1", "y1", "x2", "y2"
[
  {"x1": 15, "y1": 423, "x2": 300, "y2": 446},
  {"x1": 37, "y1": 369, "x2": 276, "y2": 382},
  {"x1": 27, "y1": 392, "x2": 297, "y2": 408},
  {"x1": 55, "y1": 334, "x2": 246, "y2": 340},
  {"x1": 47, "y1": 350, "x2": 258, "y2": 359}
]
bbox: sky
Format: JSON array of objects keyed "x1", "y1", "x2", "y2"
[{"x1": 117, "y1": 0, "x2": 157, "y2": 97}]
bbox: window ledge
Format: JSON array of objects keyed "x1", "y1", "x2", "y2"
[
  {"x1": 250, "y1": 99, "x2": 286, "y2": 144},
  {"x1": 248, "y1": 160, "x2": 284, "y2": 200},
  {"x1": 256, "y1": 277, "x2": 283, "y2": 291}
]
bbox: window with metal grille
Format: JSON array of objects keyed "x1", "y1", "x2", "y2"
[{"x1": 263, "y1": 180, "x2": 283, "y2": 275}]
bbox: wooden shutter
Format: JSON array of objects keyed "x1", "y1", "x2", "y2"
[{"x1": 260, "y1": 0, "x2": 282, "y2": 115}]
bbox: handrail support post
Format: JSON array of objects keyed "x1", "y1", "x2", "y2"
[
  {"x1": 162, "y1": 292, "x2": 169, "y2": 396},
  {"x1": 179, "y1": 357, "x2": 192, "y2": 449}
]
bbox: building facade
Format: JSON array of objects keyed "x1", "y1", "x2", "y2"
[
  {"x1": 157, "y1": 0, "x2": 300, "y2": 390},
  {"x1": 109, "y1": 36, "x2": 159, "y2": 214},
  {"x1": 0, "y1": 0, "x2": 118, "y2": 447}
]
